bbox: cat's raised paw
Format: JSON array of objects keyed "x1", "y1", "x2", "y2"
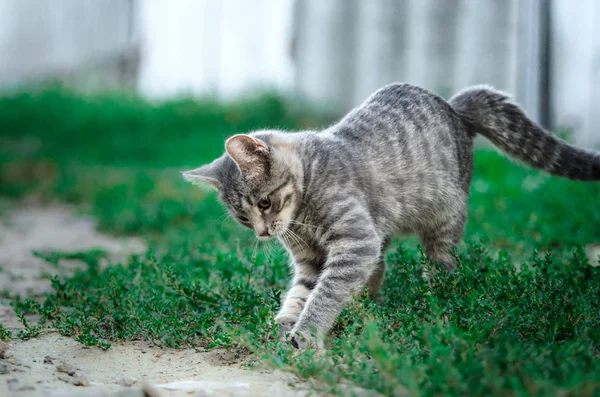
[
  {"x1": 275, "y1": 316, "x2": 297, "y2": 339},
  {"x1": 288, "y1": 329, "x2": 323, "y2": 350}
]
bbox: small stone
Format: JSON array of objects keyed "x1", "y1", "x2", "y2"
[
  {"x1": 56, "y1": 360, "x2": 77, "y2": 376},
  {"x1": 58, "y1": 373, "x2": 90, "y2": 387},
  {"x1": 0, "y1": 341, "x2": 8, "y2": 359},
  {"x1": 57, "y1": 374, "x2": 70, "y2": 384},
  {"x1": 43, "y1": 355, "x2": 55, "y2": 364},
  {"x1": 7, "y1": 378, "x2": 35, "y2": 391},
  {"x1": 117, "y1": 376, "x2": 138, "y2": 387},
  {"x1": 0, "y1": 363, "x2": 9, "y2": 374},
  {"x1": 70, "y1": 373, "x2": 90, "y2": 387},
  {"x1": 11, "y1": 359, "x2": 30, "y2": 368},
  {"x1": 142, "y1": 385, "x2": 162, "y2": 397}
]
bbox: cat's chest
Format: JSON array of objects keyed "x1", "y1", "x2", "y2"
[{"x1": 282, "y1": 230, "x2": 327, "y2": 270}]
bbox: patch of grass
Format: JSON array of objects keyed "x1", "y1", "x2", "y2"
[
  {"x1": 0, "y1": 324, "x2": 13, "y2": 341},
  {"x1": 272, "y1": 246, "x2": 600, "y2": 396},
  {"x1": 1, "y1": 87, "x2": 599, "y2": 396}
]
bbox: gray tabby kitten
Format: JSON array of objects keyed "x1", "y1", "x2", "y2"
[{"x1": 183, "y1": 83, "x2": 600, "y2": 348}]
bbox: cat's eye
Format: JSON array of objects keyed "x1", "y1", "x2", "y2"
[{"x1": 257, "y1": 197, "x2": 271, "y2": 209}]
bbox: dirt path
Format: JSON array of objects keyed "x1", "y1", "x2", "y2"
[{"x1": 0, "y1": 205, "x2": 314, "y2": 397}]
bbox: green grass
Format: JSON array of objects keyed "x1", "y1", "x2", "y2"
[{"x1": 1, "y1": 88, "x2": 599, "y2": 396}]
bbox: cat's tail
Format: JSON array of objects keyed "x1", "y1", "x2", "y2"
[{"x1": 449, "y1": 85, "x2": 600, "y2": 181}]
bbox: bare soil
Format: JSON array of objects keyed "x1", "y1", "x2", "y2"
[{"x1": 0, "y1": 204, "x2": 314, "y2": 397}]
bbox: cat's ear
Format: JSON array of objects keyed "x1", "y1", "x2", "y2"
[
  {"x1": 181, "y1": 160, "x2": 222, "y2": 190},
  {"x1": 225, "y1": 134, "x2": 270, "y2": 177}
]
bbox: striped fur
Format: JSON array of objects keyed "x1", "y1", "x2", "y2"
[
  {"x1": 450, "y1": 86, "x2": 600, "y2": 180},
  {"x1": 184, "y1": 83, "x2": 600, "y2": 348}
]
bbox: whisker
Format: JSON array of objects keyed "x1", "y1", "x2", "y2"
[
  {"x1": 280, "y1": 230, "x2": 294, "y2": 248},
  {"x1": 284, "y1": 230, "x2": 302, "y2": 248},
  {"x1": 251, "y1": 237, "x2": 259, "y2": 262},
  {"x1": 288, "y1": 219, "x2": 317, "y2": 231},
  {"x1": 284, "y1": 228, "x2": 308, "y2": 249},
  {"x1": 219, "y1": 213, "x2": 234, "y2": 227},
  {"x1": 270, "y1": 239, "x2": 279, "y2": 255},
  {"x1": 279, "y1": 232, "x2": 290, "y2": 247},
  {"x1": 263, "y1": 240, "x2": 276, "y2": 261},
  {"x1": 216, "y1": 210, "x2": 231, "y2": 223},
  {"x1": 280, "y1": 229, "x2": 293, "y2": 245},
  {"x1": 288, "y1": 228, "x2": 308, "y2": 245}
]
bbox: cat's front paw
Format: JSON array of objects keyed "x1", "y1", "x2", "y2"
[
  {"x1": 275, "y1": 315, "x2": 297, "y2": 339},
  {"x1": 288, "y1": 329, "x2": 323, "y2": 350}
]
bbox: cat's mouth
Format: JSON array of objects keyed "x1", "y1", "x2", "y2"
[
  {"x1": 256, "y1": 222, "x2": 286, "y2": 240},
  {"x1": 257, "y1": 229, "x2": 273, "y2": 240}
]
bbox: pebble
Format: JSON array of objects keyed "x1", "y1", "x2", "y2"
[
  {"x1": 118, "y1": 376, "x2": 138, "y2": 387},
  {"x1": 0, "y1": 341, "x2": 8, "y2": 359},
  {"x1": 54, "y1": 360, "x2": 90, "y2": 387},
  {"x1": 58, "y1": 373, "x2": 90, "y2": 387},
  {"x1": 70, "y1": 372, "x2": 90, "y2": 387},
  {"x1": 7, "y1": 378, "x2": 35, "y2": 391},
  {"x1": 11, "y1": 359, "x2": 30, "y2": 368},
  {"x1": 56, "y1": 360, "x2": 77, "y2": 376},
  {"x1": 142, "y1": 385, "x2": 162, "y2": 397}
]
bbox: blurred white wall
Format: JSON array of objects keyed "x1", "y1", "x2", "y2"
[
  {"x1": 0, "y1": 0, "x2": 597, "y2": 146},
  {"x1": 350, "y1": 0, "x2": 520, "y2": 105},
  {"x1": 293, "y1": 0, "x2": 598, "y2": 147},
  {"x1": 551, "y1": 0, "x2": 600, "y2": 147},
  {"x1": 0, "y1": 0, "x2": 137, "y2": 89},
  {"x1": 294, "y1": 0, "x2": 520, "y2": 110},
  {"x1": 137, "y1": 0, "x2": 295, "y2": 98}
]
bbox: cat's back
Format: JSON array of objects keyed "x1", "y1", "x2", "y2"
[
  {"x1": 333, "y1": 83, "x2": 465, "y2": 144},
  {"x1": 328, "y1": 82, "x2": 474, "y2": 199}
]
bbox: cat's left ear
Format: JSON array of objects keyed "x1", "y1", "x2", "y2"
[
  {"x1": 181, "y1": 158, "x2": 222, "y2": 190},
  {"x1": 225, "y1": 134, "x2": 270, "y2": 178}
]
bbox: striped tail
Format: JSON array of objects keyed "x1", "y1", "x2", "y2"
[{"x1": 450, "y1": 86, "x2": 600, "y2": 181}]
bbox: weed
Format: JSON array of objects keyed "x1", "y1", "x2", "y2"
[{"x1": 0, "y1": 324, "x2": 12, "y2": 341}]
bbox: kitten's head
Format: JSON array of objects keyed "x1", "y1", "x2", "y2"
[{"x1": 182, "y1": 132, "x2": 302, "y2": 240}]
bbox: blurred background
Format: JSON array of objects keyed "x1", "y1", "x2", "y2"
[{"x1": 0, "y1": 0, "x2": 598, "y2": 147}]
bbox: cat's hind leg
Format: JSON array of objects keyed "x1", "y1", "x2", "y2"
[
  {"x1": 418, "y1": 212, "x2": 466, "y2": 273},
  {"x1": 365, "y1": 237, "x2": 390, "y2": 297},
  {"x1": 366, "y1": 259, "x2": 386, "y2": 298}
]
